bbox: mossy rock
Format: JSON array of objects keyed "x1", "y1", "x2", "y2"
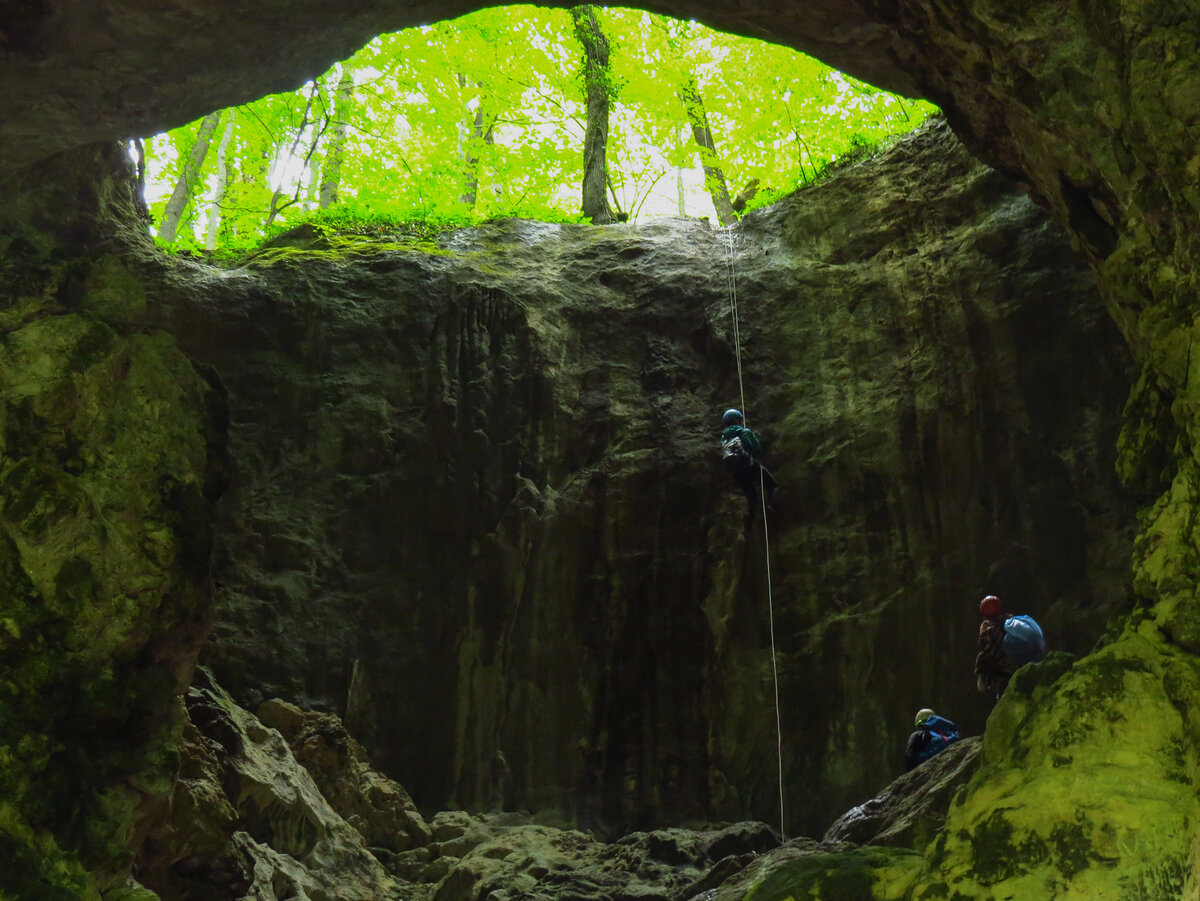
[
  {"x1": 743, "y1": 845, "x2": 924, "y2": 901},
  {"x1": 916, "y1": 622, "x2": 1200, "y2": 899},
  {"x1": 0, "y1": 309, "x2": 216, "y2": 896}
]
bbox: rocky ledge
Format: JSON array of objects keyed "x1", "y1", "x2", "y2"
[{"x1": 133, "y1": 668, "x2": 985, "y2": 901}]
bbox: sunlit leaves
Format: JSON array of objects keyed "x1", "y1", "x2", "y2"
[{"x1": 138, "y1": 4, "x2": 937, "y2": 250}]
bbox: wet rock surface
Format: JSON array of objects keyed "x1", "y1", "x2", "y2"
[
  {"x1": 137, "y1": 669, "x2": 1047, "y2": 901},
  {"x1": 823, "y1": 736, "x2": 982, "y2": 850},
  {"x1": 0, "y1": 144, "x2": 223, "y2": 899}
]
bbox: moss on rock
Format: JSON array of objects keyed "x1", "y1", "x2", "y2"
[
  {"x1": 914, "y1": 622, "x2": 1200, "y2": 899},
  {"x1": 741, "y1": 845, "x2": 924, "y2": 901},
  {"x1": 0, "y1": 294, "x2": 217, "y2": 896}
]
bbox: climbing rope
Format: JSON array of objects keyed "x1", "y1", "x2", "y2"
[{"x1": 723, "y1": 227, "x2": 786, "y2": 842}]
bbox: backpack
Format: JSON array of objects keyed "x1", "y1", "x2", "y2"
[
  {"x1": 916, "y1": 715, "x2": 960, "y2": 765},
  {"x1": 722, "y1": 434, "x2": 753, "y2": 474},
  {"x1": 1002, "y1": 614, "x2": 1047, "y2": 665}
]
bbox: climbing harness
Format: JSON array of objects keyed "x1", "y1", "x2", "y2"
[{"x1": 723, "y1": 227, "x2": 786, "y2": 841}]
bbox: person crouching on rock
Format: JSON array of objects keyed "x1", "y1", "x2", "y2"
[
  {"x1": 719, "y1": 408, "x2": 779, "y2": 530},
  {"x1": 905, "y1": 707, "x2": 961, "y2": 771},
  {"x1": 974, "y1": 594, "x2": 1046, "y2": 699}
]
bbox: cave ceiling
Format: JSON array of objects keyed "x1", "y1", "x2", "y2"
[{"x1": 1, "y1": 0, "x2": 959, "y2": 171}]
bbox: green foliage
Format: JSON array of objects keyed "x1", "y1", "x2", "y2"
[{"x1": 139, "y1": 5, "x2": 937, "y2": 252}]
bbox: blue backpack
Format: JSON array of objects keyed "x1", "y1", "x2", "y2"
[
  {"x1": 1002, "y1": 614, "x2": 1047, "y2": 665},
  {"x1": 916, "y1": 715, "x2": 960, "y2": 765}
]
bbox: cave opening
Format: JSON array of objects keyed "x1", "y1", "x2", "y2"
[{"x1": 130, "y1": 5, "x2": 936, "y2": 258}]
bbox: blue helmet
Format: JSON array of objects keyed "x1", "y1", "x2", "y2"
[{"x1": 722, "y1": 408, "x2": 744, "y2": 426}]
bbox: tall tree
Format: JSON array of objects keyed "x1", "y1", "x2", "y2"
[
  {"x1": 264, "y1": 80, "x2": 328, "y2": 233},
  {"x1": 455, "y1": 74, "x2": 495, "y2": 209},
  {"x1": 204, "y1": 110, "x2": 236, "y2": 250},
  {"x1": 319, "y1": 69, "x2": 356, "y2": 209},
  {"x1": 139, "y1": 7, "x2": 936, "y2": 245},
  {"x1": 678, "y1": 72, "x2": 736, "y2": 226},
  {"x1": 158, "y1": 110, "x2": 222, "y2": 242},
  {"x1": 571, "y1": 5, "x2": 614, "y2": 224}
]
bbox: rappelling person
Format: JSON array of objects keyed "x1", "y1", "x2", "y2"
[
  {"x1": 719, "y1": 408, "x2": 779, "y2": 530},
  {"x1": 974, "y1": 594, "x2": 1047, "y2": 699},
  {"x1": 905, "y1": 707, "x2": 961, "y2": 771}
]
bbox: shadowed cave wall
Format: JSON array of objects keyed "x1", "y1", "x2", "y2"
[{"x1": 143, "y1": 121, "x2": 1135, "y2": 838}]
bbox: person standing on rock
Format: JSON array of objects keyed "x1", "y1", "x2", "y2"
[
  {"x1": 905, "y1": 707, "x2": 960, "y2": 771},
  {"x1": 974, "y1": 595, "x2": 1047, "y2": 699},
  {"x1": 719, "y1": 408, "x2": 779, "y2": 530}
]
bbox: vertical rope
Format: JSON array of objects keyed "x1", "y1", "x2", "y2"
[
  {"x1": 726, "y1": 229, "x2": 747, "y2": 419},
  {"x1": 723, "y1": 227, "x2": 786, "y2": 841}
]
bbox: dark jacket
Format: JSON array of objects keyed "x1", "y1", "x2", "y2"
[{"x1": 975, "y1": 614, "x2": 1019, "y2": 694}]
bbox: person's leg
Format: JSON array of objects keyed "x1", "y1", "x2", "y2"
[{"x1": 735, "y1": 469, "x2": 758, "y2": 515}]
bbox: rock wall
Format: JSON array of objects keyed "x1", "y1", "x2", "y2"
[
  {"x1": 145, "y1": 120, "x2": 1134, "y2": 840},
  {"x1": 0, "y1": 146, "x2": 224, "y2": 897}
]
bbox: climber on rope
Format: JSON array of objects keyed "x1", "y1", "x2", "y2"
[
  {"x1": 719, "y1": 408, "x2": 779, "y2": 530},
  {"x1": 974, "y1": 595, "x2": 1047, "y2": 699},
  {"x1": 905, "y1": 707, "x2": 961, "y2": 771}
]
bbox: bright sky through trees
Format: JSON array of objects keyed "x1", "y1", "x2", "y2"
[{"x1": 137, "y1": 5, "x2": 937, "y2": 251}]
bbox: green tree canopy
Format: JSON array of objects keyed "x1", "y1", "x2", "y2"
[{"x1": 136, "y1": 5, "x2": 937, "y2": 253}]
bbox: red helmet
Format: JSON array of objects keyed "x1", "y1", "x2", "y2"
[{"x1": 979, "y1": 595, "x2": 1003, "y2": 616}]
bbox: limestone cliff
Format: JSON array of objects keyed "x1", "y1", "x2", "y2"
[{"x1": 141, "y1": 120, "x2": 1133, "y2": 844}]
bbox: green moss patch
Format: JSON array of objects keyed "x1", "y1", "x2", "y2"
[
  {"x1": 0, "y1": 307, "x2": 216, "y2": 895},
  {"x1": 917, "y1": 626, "x2": 1200, "y2": 898},
  {"x1": 746, "y1": 846, "x2": 923, "y2": 901}
]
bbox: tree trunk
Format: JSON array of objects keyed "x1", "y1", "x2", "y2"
[
  {"x1": 264, "y1": 82, "x2": 319, "y2": 233},
  {"x1": 319, "y1": 70, "x2": 355, "y2": 209},
  {"x1": 158, "y1": 110, "x2": 222, "y2": 242},
  {"x1": 571, "y1": 5, "x2": 614, "y2": 225},
  {"x1": 205, "y1": 110, "x2": 236, "y2": 250},
  {"x1": 678, "y1": 73, "x2": 736, "y2": 226},
  {"x1": 455, "y1": 74, "x2": 495, "y2": 209},
  {"x1": 676, "y1": 124, "x2": 687, "y2": 216}
]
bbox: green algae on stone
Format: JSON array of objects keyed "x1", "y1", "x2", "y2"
[
  {"x1": 0, "y1": 308, "x2": 216, "y2": 897},
  {"x1": 1131, "y1": 458, "x2": 1200, "y2": 652},
  {"x1": 744, "y1": 846, "x2": 923, "y2": 901},
  {"x1": 915, "y1": 623, "x2": 1199, "y2": 899},
  {"x1": 1115, "y1": 362, "x2": 1178, "y2": 500},
  {"x1": 237, "y1": 229, "x2": 453, "y2": 269},
  {"x1": 79, "y1": 255, "x2": 148, "y2": 327}
]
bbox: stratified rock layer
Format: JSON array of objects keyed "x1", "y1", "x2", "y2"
[{"x1": 147, "y1": 121, "x2": 1133, "y2": 839}]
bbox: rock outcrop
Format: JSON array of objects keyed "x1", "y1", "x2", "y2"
[
  {"x1": 0, "y1": 145, "x2": 224, "y2": 898},
  {"x1": 136, "y1": 668, "x2": 406, "y2": 900},
  {"x1": 823, "y1": 736, "x2": 982, "y2": 851},
  {"x1": 135, "y1": 668, "x2": 793, "y2": 901}
]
